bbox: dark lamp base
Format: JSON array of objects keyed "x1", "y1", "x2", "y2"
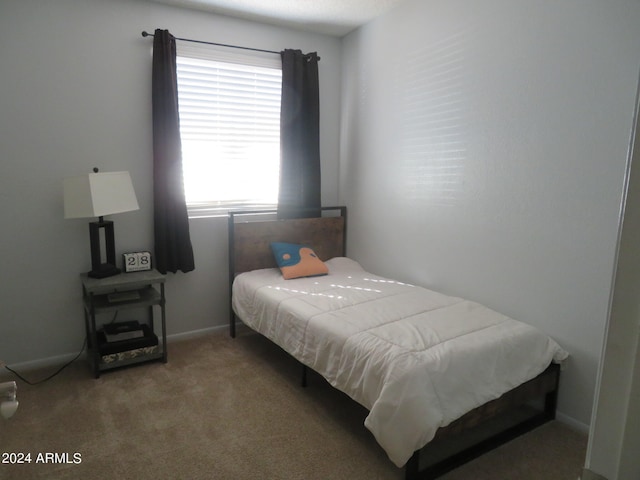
[
  {"x1": 88, "y1": 264, "x2": 121, "y2": 279},
  {"x1": 88, "y1": 219, "x2": 120, "y2": 279}
]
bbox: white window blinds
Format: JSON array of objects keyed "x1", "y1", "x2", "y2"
[{"x1": 176, "y1": 43, "x2": 282, "y2": 217}]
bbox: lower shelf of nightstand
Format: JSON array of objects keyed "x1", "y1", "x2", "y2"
[{"x1": 97, "y1": 350, "x2": 167, "y2": 372}]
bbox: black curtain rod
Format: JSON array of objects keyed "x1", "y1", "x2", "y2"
[{"x1": 141, "y1": 31, "x2": 320, "y2": 60}]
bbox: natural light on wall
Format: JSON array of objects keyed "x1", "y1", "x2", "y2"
[
  {"x1": 176, "y1": 44, "x2": 282, "y2": 217},
  {"x1": 397, "y1": 31, "x2": 467, "y2": 208}
]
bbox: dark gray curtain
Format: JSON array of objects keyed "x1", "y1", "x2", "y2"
[
  {"x1": 278, "y1": 49, "x2": 321, "y2": 219},
  {"x1": 152, "y1": 29, "x2": 195, "y2": 274}
]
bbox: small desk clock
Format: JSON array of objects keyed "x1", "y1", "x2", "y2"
[{"x1": 123, "y1": 251, "x2": 152, "y2": 273}]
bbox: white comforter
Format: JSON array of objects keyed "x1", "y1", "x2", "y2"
[{"x1": 232, "y1": 257, "x2": 568, "y2": 467}]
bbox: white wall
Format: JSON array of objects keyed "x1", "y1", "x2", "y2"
[
  {"x1": 340, "y1": 0, "x2": 640, "y2": 428},
  {"x1": 0, "y1": 0, "x2": 341, "y2": 365}
]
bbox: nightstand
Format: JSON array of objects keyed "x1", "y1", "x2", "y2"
[{"x1": 81, "y1": 269, "x2": 167, "y2": 378}]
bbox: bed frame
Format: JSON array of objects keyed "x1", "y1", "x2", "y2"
[
  {"x1": 228, "y1": 206, "x2": 347, "y2": 338},
  {"x1": 228, "y1": 206, "x2": 561, "y2": 480}
]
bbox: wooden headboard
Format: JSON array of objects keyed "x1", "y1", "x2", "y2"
[{"x1": 228, "y1": 206, "x2": 347, "y2": 336}]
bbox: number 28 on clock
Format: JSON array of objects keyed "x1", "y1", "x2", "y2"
[{"x1": 122, "y1": 251, "x2": 152, "y2": 273}]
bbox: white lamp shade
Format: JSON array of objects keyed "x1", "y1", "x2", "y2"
[{"x1": 64, "y1": 171, "x2": 139, "y2": 219}]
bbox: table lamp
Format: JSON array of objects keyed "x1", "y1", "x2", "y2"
[{"x1": 64, "y1": 168, "x2": 139, "y2": 278}]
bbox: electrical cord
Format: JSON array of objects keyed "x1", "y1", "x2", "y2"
[
  {"x1": 4, "y1": 311, "x2": 119, "y2": 385},
  {"x1": 3, "y1": 336, "x2": 87, "y2": 386}
]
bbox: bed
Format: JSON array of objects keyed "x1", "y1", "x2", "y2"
[{"x1": 228, "y1": 206, "x2": 568, "y2": 479}]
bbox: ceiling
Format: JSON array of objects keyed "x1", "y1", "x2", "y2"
[{"x1": 148, "y1": 0, "x2": 406, "y2": 36}]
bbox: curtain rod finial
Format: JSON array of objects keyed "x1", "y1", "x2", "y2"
[{"x1": 142, "y1": 31, "x2": 150, "y2": 37}]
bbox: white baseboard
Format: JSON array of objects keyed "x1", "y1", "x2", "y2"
[
  {"x1": 556, "y1": 411, "x2": 590, "y2": 435},
  {"x1": 581, "y1": 468, "x2": 608, "y2": 480},
  {"x1": 166, "y1": 325, "x2": 226, "y2": 342},
  {"x1": 2, "y1": 325, "x2": 229, "y2": 374},
  {"x1": 2, "y1": 351, "x2": 86, "y2": 374}
]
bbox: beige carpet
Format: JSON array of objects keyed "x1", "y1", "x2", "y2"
[{"x1": 0, "y1": 330, "x2": 587, "y2": 480}]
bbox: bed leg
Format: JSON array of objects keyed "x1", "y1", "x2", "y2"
[
  {"x1": 229, "y1": 312, "x2": 236, "y2": 338},
  {"x1": 405, "y1": 451, "x2": 420, "y2": 480},
  {"x1": 544, "y1": 366, "x2": 560, "y2": 420},
  {"x1": 301, "y1": 365, "x2": 308, "y2": 388}
]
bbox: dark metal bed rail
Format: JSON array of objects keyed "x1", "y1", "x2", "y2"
[{"x1": 405, "y1": 362, "x2": 561, "y2": 480}]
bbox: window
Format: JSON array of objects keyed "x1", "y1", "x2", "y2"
[{"x1": 176, "y1": 44, "x2": 282, "y2": 217}]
